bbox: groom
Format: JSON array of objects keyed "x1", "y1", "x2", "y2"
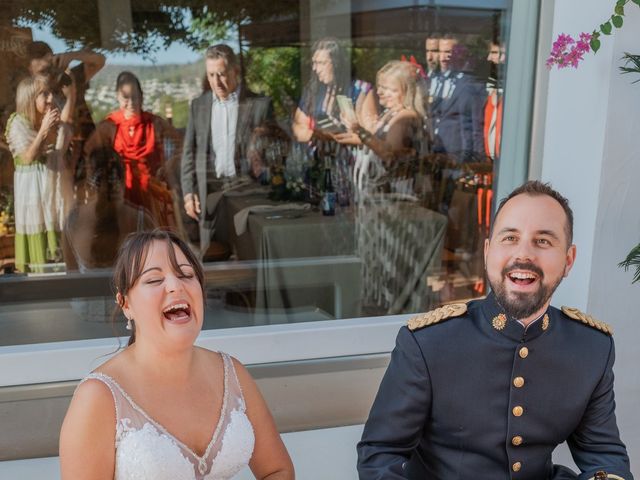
[{"x1": 357, "y1": 181, "x2": 632, "y2": 480}]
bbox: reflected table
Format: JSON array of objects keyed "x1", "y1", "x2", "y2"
[
  {"x1": 226, "y1": 192, "x2": 360, "y2": 321},
  {"x1": 224, "y1": 188, "x2": 448, "y2": 320}
]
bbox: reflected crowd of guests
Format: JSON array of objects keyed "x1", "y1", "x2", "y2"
[{"x1": 0, "y1": 33, "x2": 506, "y2": 278}]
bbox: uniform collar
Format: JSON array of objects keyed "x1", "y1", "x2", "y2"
[{"x1": 480, "y1": 292, "x2": 551, "y2": 342}]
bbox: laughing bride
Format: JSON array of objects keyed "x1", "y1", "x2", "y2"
[{"x1": 59, "y1": 230, "x2": 294, "y2": 480}]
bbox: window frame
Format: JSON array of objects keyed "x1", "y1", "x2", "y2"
[{"x1": 0, "y1": 0, "x2": 540, "y2": 387}]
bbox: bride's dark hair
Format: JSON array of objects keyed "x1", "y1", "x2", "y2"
[{"x1": 111, "y1": 230, "x2": 204, "y2": 346}]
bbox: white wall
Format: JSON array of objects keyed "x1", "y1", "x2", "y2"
[
  {"x1": 587, "y1": 2, "x2": 640, "y2": 470},
  {"x1": 541, "y1": 0, "x2": 615, "y2": 310},
  {"x1": 541, "y1": 0, "x2": 640, "y2": 474}
]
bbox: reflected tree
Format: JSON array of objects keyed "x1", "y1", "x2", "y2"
[
  {"x1": 5, "y1": 1, "x2": 297, "y2": 56},
  {"x1": 6, "y1": 0, "x2": 301, "y2": 116}
]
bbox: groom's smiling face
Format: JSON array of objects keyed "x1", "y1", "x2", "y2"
[{"x1": 484, "y1": 193, "x2": 576, "y2": 320}]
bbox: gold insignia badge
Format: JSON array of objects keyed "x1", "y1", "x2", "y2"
[
  {"x1": 407, "y1": 303, "x2": 468, "y2": 331},
  {"x1": 492, "y1": 313, "x2": 507, "y2": 331},
  {"x1": 561, "y1": 306, "x2": 612, "y2": 335},
  {"x1": 541, "y1": 314, "x2": 550, "y2": 331},
  {"x1": 589, "y1": 472, "x2": 625, "y2": 480}
]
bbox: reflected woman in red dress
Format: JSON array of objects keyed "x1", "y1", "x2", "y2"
[{"x1": 84, "y1": 71, "x2": 181, "y2": 229}]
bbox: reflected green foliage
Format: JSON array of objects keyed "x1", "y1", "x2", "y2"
[
  {"x1": 170, "y1": 100, "x2": 189, "y2": 129},
  {"x1": 11, "y1": 1, "x2": 192, "y2": 59},
  {"x1": 9, "y1": 1, "x2": 298, "y2": 59},
  {"x1": 352, "y1": 48, "x2": 401, "y2": 85},
  {"x1": 245, "y1": 47, "x2": 301, "y2": 119}
]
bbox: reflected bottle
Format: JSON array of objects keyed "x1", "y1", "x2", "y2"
[{"x1": 322, "y1": 158, "x2": 336, "y2": 216}]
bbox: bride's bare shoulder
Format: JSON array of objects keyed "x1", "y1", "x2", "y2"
[
  {"x1": 64, "y1": 376, "x2": 116, "y2": 428},
  {"x1": 59, "y1": 377, "x2": 116, "y2": 477}
]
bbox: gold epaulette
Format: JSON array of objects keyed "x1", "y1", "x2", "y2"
[
  {"x1": 561, "y1": 306, "x2": 613, "y2": 335},
  {"x1": 408, "y1": 303, "x2": 468, "y2": 331}
]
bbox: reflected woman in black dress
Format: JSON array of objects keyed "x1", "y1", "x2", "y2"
[
  {"x1": 292, "y1": 37, "x2": 374, "y2": 143},
  {"x1": 336, "y1": 60, "x2": 425, "y2": 194}
]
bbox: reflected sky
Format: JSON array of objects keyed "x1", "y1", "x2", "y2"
[{"x1": 30, "y1": 23, "x2": 203, "y2": 66}]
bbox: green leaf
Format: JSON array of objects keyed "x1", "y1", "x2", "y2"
[
  {"x1": 619, "y1": 52, "x2": 640, "y2": 82},
  {"x1": 590, "y1": 37, "x2": 601, "y2": 52},
  {"x1": 618, "y1": 243, "x2": 640, "y2": 284},
  {"x1": 616, "y1": 0, "x2": 625, "y2": 5},
  {"x1": 612, "y1": 15, "x2": 624, "y2": 27},
  {"x1": 601, "y1": 21, "x2": 612, "y2": 34},
  {"x1": 632, "y1": 0, "x2": 640, "y2": 6},
  {"x1": 615, "y1": 4, "x2": 625, "y2": 14}
]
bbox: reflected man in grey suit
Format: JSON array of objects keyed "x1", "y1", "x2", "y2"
[{"x1": 181, "y1": 44, "x2": 272, "y2": 256}]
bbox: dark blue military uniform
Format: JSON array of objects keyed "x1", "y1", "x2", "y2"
[{"x1": 357, "y1": 293, "x2": 632, "y2": 480}]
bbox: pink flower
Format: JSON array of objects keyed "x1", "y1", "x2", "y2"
[{"x1": 546, "y1": 32, "x2": 592, "y2": 69}]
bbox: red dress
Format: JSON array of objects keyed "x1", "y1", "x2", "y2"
[{"x1": 106, "y1": 110, "x2": 161, "y2": 209}]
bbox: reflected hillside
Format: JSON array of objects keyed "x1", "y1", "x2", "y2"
[{"x1": 86, "y1": 61, "x2": 203, "y2": 128}]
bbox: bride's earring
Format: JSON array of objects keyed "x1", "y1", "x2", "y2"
[{"x1": 126, "y1": 316, "x2": 133, "y2": 331}]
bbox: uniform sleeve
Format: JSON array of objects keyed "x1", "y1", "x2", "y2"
[
  {"x1": 469, "y1": 81, "x2": 485, "y2": 158},
  {"x1": 357, "y1": 326, "x2": 431, "y2": 480},
  {"x1": 459, "y1": 79, "x2": 485, "y2": 162},
  {"x1": 569, "y1": 339, "x2": 634, "y2": 480}
]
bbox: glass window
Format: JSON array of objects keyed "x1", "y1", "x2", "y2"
[{"x1": 0, "y1": 0, "x2": 517, "y2": 346}]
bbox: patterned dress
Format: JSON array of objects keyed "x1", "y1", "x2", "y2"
[{"x1": 5, "y1": 113, "x2": 72, "y2": 272}]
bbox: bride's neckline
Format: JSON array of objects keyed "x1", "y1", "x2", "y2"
[{"x1": 91, "y1": 354, "x2": 229, "y2": 463}]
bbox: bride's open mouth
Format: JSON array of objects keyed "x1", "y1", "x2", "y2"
[{"x1": 162, "y1": 302, "x2": 192, "y2": 324}]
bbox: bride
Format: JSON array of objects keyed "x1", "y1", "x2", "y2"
[{"x1": 59, "y1": 230, "x2": 294, "y2": 479}]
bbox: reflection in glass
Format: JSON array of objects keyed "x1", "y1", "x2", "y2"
[{"x1": 0, "y1": 1, "x2": 513, "y2": 346}]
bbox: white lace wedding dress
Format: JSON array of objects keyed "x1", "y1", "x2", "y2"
[{"x1": 80, "y1": 352, "x2": 255, "y2": 479}]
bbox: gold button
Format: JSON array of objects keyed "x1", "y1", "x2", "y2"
[
  {"x1": 512, "y1": 461, "x2": 522, "y2": 472},
  {"x1": 512, "y1": 405, "x2": 524, "y2": 417},
  {"x1": 513, "y1": 377, "x2": 525, "y2": 388},
  {"x1": 519, "y1": 347, "x2": 529, "y2": 358},
  {"x1": 512, "y1": 435, "x2": 523, "y2": 446}
]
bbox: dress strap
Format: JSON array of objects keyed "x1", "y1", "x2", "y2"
[
  {"x1": 78, "y1": 372, "x2": 149, "y2": 445},
  {"x1": 79, "y1": 372, "x2": 119, "y2": 400},
  {"x1": 220, "y1": 352, "x2": 246, "y2": 411}
]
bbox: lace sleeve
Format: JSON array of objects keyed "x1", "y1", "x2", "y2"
[{"x1": 5, "y1": 114, "x2": 36, "y2": 160}]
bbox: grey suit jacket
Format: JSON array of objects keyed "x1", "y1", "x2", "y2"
[{"x1": 180, "y1": 89, "x2": 272, "y2": 252}]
